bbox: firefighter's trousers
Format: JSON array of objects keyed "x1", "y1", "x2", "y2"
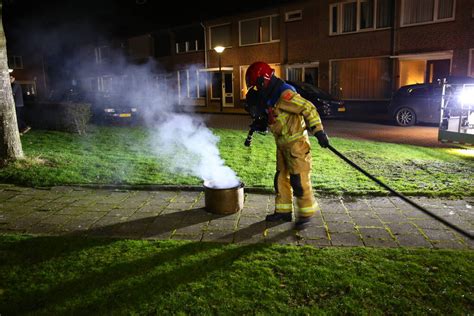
[{"x1": 274, "y1": 137, "x2": 319, "y2": 218}]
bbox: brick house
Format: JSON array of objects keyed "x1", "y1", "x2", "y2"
[{"x1": 74, "y1": 0, "x2": 474, "y2": 115}]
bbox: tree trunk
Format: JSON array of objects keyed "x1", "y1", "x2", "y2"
[{"x1": 0, "y1": 1, "x2": 24, "y2": 162}]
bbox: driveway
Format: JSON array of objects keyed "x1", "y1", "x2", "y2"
[
  {"x1": 199, "y1": 114, "x2": 455, "y2": 148},
  {"x1": 324, "y1": 120, "x2": 454, "y2": 148}
]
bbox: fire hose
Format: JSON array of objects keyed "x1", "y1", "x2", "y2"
[{"x1": 327, "y1": 144, "x2": 473, "y2": 240}]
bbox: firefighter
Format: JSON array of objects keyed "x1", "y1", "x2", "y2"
[{"x1": 245, "y1": 61, "x2": 329, "y2": 228}]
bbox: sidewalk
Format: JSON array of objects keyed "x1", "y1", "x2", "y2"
[{"x1": 0, "y1": 184, "x2": 472, "y2": 249}]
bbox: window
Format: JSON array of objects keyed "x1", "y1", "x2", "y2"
[
  {"x1": 210, "y1": 24, "x2": 232, "y2": 48},
  {"x1": 330, "y1": 0, "x2": 392, "y2": 35},
  {"x1": 95, "y1": 46, "x2": 111, "y2": 64},
  {"x1": 8, "y1": 55, "x2": 23, "y2": 69},
  {"x1": 285, "y1": 10, "x2": 302, "y2": 22},
  {"x1": 178, "y1": 70, "x2": 207, "y2": 100},
  {"x1": 330, "y1": 57, "x2": 392, "y2": 100},
  {"x1": 239, "y1": 15, "x2": 280, "y2": 46},
  {"x1": 176, "y1": 40, "x2": 200, "y2": 53},
  {"x1": 401, "y1": 0, "x2": 455, "y2": 26},
  {"x1": 286, "y1": 66, "x2": 319, "y2": 86}
]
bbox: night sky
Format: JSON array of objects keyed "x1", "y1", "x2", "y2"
[{"x1": 4, "y1": 0, "x2": 292, "y2": 43}]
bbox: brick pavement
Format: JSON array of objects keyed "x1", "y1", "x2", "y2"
[{"x1": 0, "y1": 184, "x2": 472, "y2": 249}]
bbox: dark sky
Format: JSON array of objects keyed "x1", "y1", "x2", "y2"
[{"x1": 4, "y1": 0, "x2": 292, "y2": 42}]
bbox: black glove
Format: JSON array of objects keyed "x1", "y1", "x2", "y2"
[{"x1": 315, "y1": 130, "x2": 329, "y2": 148}]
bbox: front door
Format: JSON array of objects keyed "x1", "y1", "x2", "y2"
[{"x1": 222, "y1": 71, "x2": 234, "y2": 107}]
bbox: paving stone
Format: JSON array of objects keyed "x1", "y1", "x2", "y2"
[
  {"x1": 420, "y1": 229, "x2": 456, "y2": 241},
  {"x1": 372, "y1": 207, "x2": 400, "y2": 215},
  {"x1": 38, "y1": 215, "x2": 75, "y2": 226},
  {"x1": 323, "y1": 213, "x2": 353, "y2": 223},
  {"x1": 202, "y1": 230, "x2": 234, "y2": 243},
  {"x1": 342, "y1": 201, "x2": 370, "y2": 212},
  {"x1": 326, "y1": 222, "x2": 356, "y2": 233},
  {"x1": 431, "y1": 240, "x2": 466, "y2": 249},
  {"x1": 358, "y1": 227, "x2": 392, "y2": 239},
  {"x1": 171, "y1": 233, "x2": 202, "y2": 241},
  {"x1": 56, "y1": 206, "x2": 87, "y2": 216},
  {"x1": 7, "y1": 195, "x2": 35, "y2": 203},
  {"x1": 173, "y1": 192, "x2": 202, "y2": 203},
  {"x1": 296, "y1": 226, "x2": 328, "y2": 239},
  {"x1": 352, "y1": 217, "x2": 384, "y2": 227},
  {"x1": 376, "y1": 213, "x2": 407, "y2": 223},
  {"x1": 385, "y1": 223, "x2": 419, "y2": 235},
  {"x1": 410, "y1": 219, "x2": 447, "y2": 230},
  {"x1": 164, "y1": 202, "x2": 195, "y2": 211},
  {"x1": 106, "y1": 208, "x2": 139, "y2": 218},
  {"x1": 208, "y1": 220, "x2": 237, "y2": 231},
  {"x1": 396, "y1": 234, "x2": 432, "y2": 248},
  {"x1": 303, "y1": 238, "x2": 331, "y2": 247},
  {"x1": 364, "y1": 238, "x2": 398, "y2": 248},
  {"x1": 366, "y1": 197, "x2": 395, "y2": 208},
  {"x1": 330, "y1": 232, "x2": 364, "y2": 247},
  {"x1": 0, "y1": 185, "x2": 471, "y2": 249},
  {"x1": 175, "y1": 222, "x2": 208, "y2": 235}
]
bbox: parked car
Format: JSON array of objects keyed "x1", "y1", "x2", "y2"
[
  {"x1": 389, "y1": 76, "x2": 474, "y2": 126},
  {"x1": 90, "y1": 93, "x2": 140, "y2": 125},
  {"x1": 286, "y1": 81, "x2": 346, "y2": 118}
]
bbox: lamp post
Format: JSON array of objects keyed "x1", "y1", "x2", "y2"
[{"x1": 214, "y1": 46, "x2": 225, "y2": 112}]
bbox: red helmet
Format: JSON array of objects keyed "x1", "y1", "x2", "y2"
[{"x1": 245, "y1": 61, "x2": 274, "y2": 90}]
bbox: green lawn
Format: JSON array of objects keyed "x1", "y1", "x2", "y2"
[
  {"x1": 0, "y1": 234, "x2": 472, "y2": 315},
  {"x1": 0, "y1": 126, "x2": 472, "y2": 196}
]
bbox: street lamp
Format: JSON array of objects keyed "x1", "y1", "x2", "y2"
[{"x1": 214, "y1": 46, "x2": 225, "y2": 112}]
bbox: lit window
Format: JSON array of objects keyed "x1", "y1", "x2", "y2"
[{"x1": 401, "y1": 0, "x2": 455, "y2": 26}]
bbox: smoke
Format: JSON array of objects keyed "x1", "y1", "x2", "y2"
[
  {"x1": 151, "y1": 114, "x2": 240, "y2": 189},
  {"x1": 72, "y1": 46, "x2": 241, "y2": 189}
]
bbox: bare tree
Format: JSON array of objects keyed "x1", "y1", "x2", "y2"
[{"x1": 0, "y1": 0, "x2": 24, "y2": 162}]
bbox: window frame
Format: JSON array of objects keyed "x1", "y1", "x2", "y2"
[
  {"x1": 209, "y1": 23, "x2": 233, "y2": 49},
  {"x1": 284, "y1": 10, "x2": 303, "y2": 22},
  {"x1": 8, "y1": 55, "x2": 23, "y2": 69},
  {"x1": 177, "y1": 69, "x2": 206, "y2": 100},
  {"x1": 329, "y1": 0, "x2": 392, "y2": 36},
  {"x1": 468, "y1": 48, "x2": 474, "y2": 78},
  {"x1": 400, "y1": 0, "x2": 456, "y2": 27},
  {"x1": 239, "y1": 14, "x2": 280, "y2": 47},
  {"x1": 175, "y1": 40, "x2": 201, "y2": 54}
]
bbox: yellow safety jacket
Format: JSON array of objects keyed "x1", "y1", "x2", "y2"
[{"x1": 268, "y1": 89, "x2": 324, "y2": 146}]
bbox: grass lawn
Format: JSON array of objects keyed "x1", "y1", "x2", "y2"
[
  {"x1": 0, "y1": 234, "x2": 472, "y2": 315},
  {"x1": 0, "y1": 126, "x2": 472, "y2": 197}
]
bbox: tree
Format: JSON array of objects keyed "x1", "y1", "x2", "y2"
[{"x1": 0, "y1": 0, "x2": 24, "y2": 163}]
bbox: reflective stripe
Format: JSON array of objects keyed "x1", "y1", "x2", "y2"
[
  {"x1": 276, "y1": 203, "x2": 293, "y2": 210},
  {"x1": 277, "y1": 130, "x2": 308, "y2": 146},
  {"x1": 308, "y1": 117, "x2": 321, "y2": 125},
  {"x1": 299, "y1": 203, "x2": 319, "y2": 215}
]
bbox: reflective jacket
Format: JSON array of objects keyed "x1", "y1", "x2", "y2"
[{"x1": 268, "y1": 89, "x2": 323, "y2": 146}]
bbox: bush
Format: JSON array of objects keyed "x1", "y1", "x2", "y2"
[{"x1": 26, "y1": 102, "x2": 91, "y2": 134}]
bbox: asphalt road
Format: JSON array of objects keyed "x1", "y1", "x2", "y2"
[{"x1": 200, "y1": 114, "x2": 455, "y2": 148}]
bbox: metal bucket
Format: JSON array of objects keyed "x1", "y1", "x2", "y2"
[{"x1": 203, "y1": 181, "x2": 244, "y2": 215}]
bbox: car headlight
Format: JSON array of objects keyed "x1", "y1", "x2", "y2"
[
  {"x1": 458, "y1": 87, "x2": 474, "y2": 107},
  {"x1": 131, "y1": 108, "x2": 137, "y2": 112},
  {"x1": 104, "y1": 108, "x2": 115, "y2": 113}
]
